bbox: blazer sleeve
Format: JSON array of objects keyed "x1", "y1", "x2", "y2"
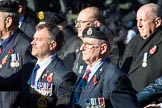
[
  {"x1": 109, "y1": 74, "x2": 141, "y2": 108},
  {"x1": 137, "y1": 76, "x2": 162, "y2": 106},
  {"x1": 103, "y1": 63, "x2": 141, "y2": 108},
  {"x1": 55, "y1": 71, "x2": 77, "y2": 108}
]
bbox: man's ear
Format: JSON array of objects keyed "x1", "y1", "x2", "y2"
[
  {"x1": 93, "y1": 20, "x2": 102, "y2": 27},
  {"x1": 49, "y1": 41, "x2": 57, "y2": 51},
  {"x1": 100, "y1": 43, "x2": 109, "y2": 55},
  {"x1": 155, "y1": 17, "x2": 162, "y2": 28},
  {"x1": 5, "y1": 17, "x2": 13, "y2": 28}
]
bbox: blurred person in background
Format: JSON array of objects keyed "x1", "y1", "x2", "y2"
[
  {"x1": 13, "y1": 0, "x2": 38, "y2": 39},
  {"x1": 0, "y1": 0, "x2": 35, "y2": 107}
]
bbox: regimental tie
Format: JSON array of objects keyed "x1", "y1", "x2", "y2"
[
  {"x1": 31, "y1": 64, "x2": 40, "y2": 81},
  {"x1": 73, "y1": 69, "x2": 91, "y2": 104}
]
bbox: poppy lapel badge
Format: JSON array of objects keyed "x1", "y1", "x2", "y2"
[
  {"x1": 46, "y1": 73, "x2": 53, "y2": 83},
  {"x1": 149, "y1": 45, "x2": 157, "y2": 55},
  {"x1": 2, "y1": 50, "x2": 13, "y2": 65},
  {"x1": 93, "y1": 75, "x2": 98, "y2": 85}
]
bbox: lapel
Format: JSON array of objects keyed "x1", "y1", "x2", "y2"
[
  {"x1": 38, "y1": 55, "x2": 58, "y2": 82},
  {"x1": 75, "y1": 69, "x2": 85, "y2": 85},
  {"x1": 79, "y1": 63, "x2": 106, "y2": 103},
  {"x1": 128, "y1": 28, "x2": 162, "y2": 75}
]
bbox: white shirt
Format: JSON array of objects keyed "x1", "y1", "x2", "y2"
[
  {"x1": 83, "y1": 60, "x2": 105, "y2": 82},
  {"x1": 35, "y1": 54, "x2": 56, "y2": 81}
]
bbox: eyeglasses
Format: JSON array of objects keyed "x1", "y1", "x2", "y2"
[
  {"x1": 74, "y1": 20, "x2": 95, "y2": 25},
  {"x1": 82, "y1": 42, "x2": 100, "y2": 49}
]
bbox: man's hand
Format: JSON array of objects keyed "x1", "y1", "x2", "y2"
[{"x1": 144, "y1": 104, "x2": 161, "y2": 108}]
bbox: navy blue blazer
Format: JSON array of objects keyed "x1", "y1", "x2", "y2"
[
  {"x1": 0, "y1": 55, "x2": 77, "y2": 108},
  {"x1": 70, "y1": 60, "x2": 141, "y2": 108}
]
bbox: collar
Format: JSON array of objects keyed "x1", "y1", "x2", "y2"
[
  {"x1": 86, "y1": 59, "x2": 105, "y2": 82},
  {"x1": 35, "y1": 54, "x2": 56, "y2": 81}
]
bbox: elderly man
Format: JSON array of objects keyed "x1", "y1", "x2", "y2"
[
  {"x1": 63, "y1": 6, "x2": 118, "y2": 75},
  {"x1": 70, "y1": 27, "x2": 140, "y2": 108},
  {"x1": 0, "y1": 0, "x2": 35, "y2": 108},
  {"x1": 119, "y1": 3, "x2": 162, "y2": 92}
]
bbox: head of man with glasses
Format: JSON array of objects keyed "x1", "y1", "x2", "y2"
[
  {"x1": 75, "y1": 6, "x2": 105, "y2": 40},
  {"x1": 80, "y1": 27, "x2": 110, "y2": 66}
]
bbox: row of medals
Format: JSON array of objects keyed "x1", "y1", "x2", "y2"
[
  {"x1": 85, "y1": 97, "x2": 105, "y2": 108},
  {"x1": 31, "y1": 80, "x2": 53, "y2": 96},
  {"x1": 10, "y1": 53, "x2": 20, "y2": 67},
  {"x1": 0, "y1": 53, "x2": 20, "y2": 68}
]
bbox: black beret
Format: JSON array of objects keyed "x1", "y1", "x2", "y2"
[
  {"x1": 0, "y1": 0, "x2": 19, "y2": 12},
  {"x1": 82, "y1": 27, "x2": 108, "y2": 41},
  {"x1": 37, "y1": 11, "x2": 66, "y2": 25}
]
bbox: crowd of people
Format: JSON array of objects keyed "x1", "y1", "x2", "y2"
[{"x1": 0, "y1": 0, "x2": 161, "y2": 108}]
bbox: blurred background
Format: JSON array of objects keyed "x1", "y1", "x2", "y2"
[{"x1": 27, "y1": 0, "x2": 162, "y2": 29}]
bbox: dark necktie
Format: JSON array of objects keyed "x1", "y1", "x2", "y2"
[
  {"x1": 73, "y1": 69, "x2": 91, "y2": 104},
  {"x1": 31, "y1": 64, "x2": 40, "y2": 81}
]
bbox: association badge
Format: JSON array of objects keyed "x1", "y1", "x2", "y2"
[
  {"x1": 87, "y1": 28, "x2": 93, "y2": 35},
  {"x1": 37, "y1": 96, "x2": 47, "y2": 108}
]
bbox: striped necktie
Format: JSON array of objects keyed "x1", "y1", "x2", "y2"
[{"x1": 73, "y1": 69, "x2": 91, "y2": 104}]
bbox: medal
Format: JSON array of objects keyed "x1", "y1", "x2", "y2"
[
  {"x1": 0, "y1": 64, "x2": 2, "y2": 68},
  {"x1": 98, "y1": 97, "x2": 105, "y2": 107},
  {"x1": 142, "y1": 52, "x2": 148, "y2": 68},
  {"x1": 142, "y1": 62, "x2": 147, "y2": 67},
  {"x1": 85, "y1": 98, "x2": 91, "y2": 107},
  {"x1": 15, "y1": 53, "x2": 20, "y2": 67},
  {"x1": 15, "y1": 61, "x2": 19, "y2": 67},
  {"x1": 10, "y1": 62, "x2": 15, "y2": 67},
  {"x1": 10, "y1": 54, "x2": 16, "y2": 67},
  {"x1": 48, "y1": 84, "x2": 53, "y2": 96}
]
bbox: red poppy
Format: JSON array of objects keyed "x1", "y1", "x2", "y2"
[
  {"x1": 0, "y1": 48, "x2": 2, "y2": 54},
  {"x1": 2, "y1": 59, "x2": 6, "y2": 65},
  {"x1": 46, "y1": 75, "x2": 53, "y2": 83},
  {"x1": 8, "y1": 50, "x2": 12, "y2": 55},
  {"x1": 149, "y1": 45, "x2": 157, "y2": 55},
  {"x1": 93, "y1": 75, "x2": 98, "y2": 85}
]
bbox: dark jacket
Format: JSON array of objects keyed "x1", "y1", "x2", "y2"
[
  {"x1": 0, "y1": 55, "x2": 77, "y2": 108},
  {"x1": 0, "y1": 28, "x2": 35, "y2": 108},
  {"x1": 119, "y1": 26, "x2": 162, "y2": 91},
  {"x1": 70, "y1": 60, "x2": 141, "y2": 108},
  {"x1": 137, "y1": 76, "x2": 162, "y2": 107}
]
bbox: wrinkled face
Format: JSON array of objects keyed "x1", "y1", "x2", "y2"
[
  {"x1": 136, "y1": 9, "x2": 157, "y2": 39},
  {"x1": 31, "y1": 28, "x2": 51, "y2": 60},
  {"x1": 75, "y1": 11, "x2": 95, "y2": 39},
  {"x1": 80, "y1": 38, "x2": 103, "y2": 66}
]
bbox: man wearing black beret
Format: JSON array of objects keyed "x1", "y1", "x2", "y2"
[
  {"x1": 70, "y1": 27, "x2": 141, "y2": 108},
  {"x1": 0, "y1": 0, "x2": 35, "y2": 108}
]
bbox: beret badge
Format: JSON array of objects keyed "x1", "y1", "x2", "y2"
[
  {"x1": 38, "y1": 11, "x2": 44, "y2": 20},
  {"x1": 87, "y1": 28, "x2": 93, "y2": 35}
]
